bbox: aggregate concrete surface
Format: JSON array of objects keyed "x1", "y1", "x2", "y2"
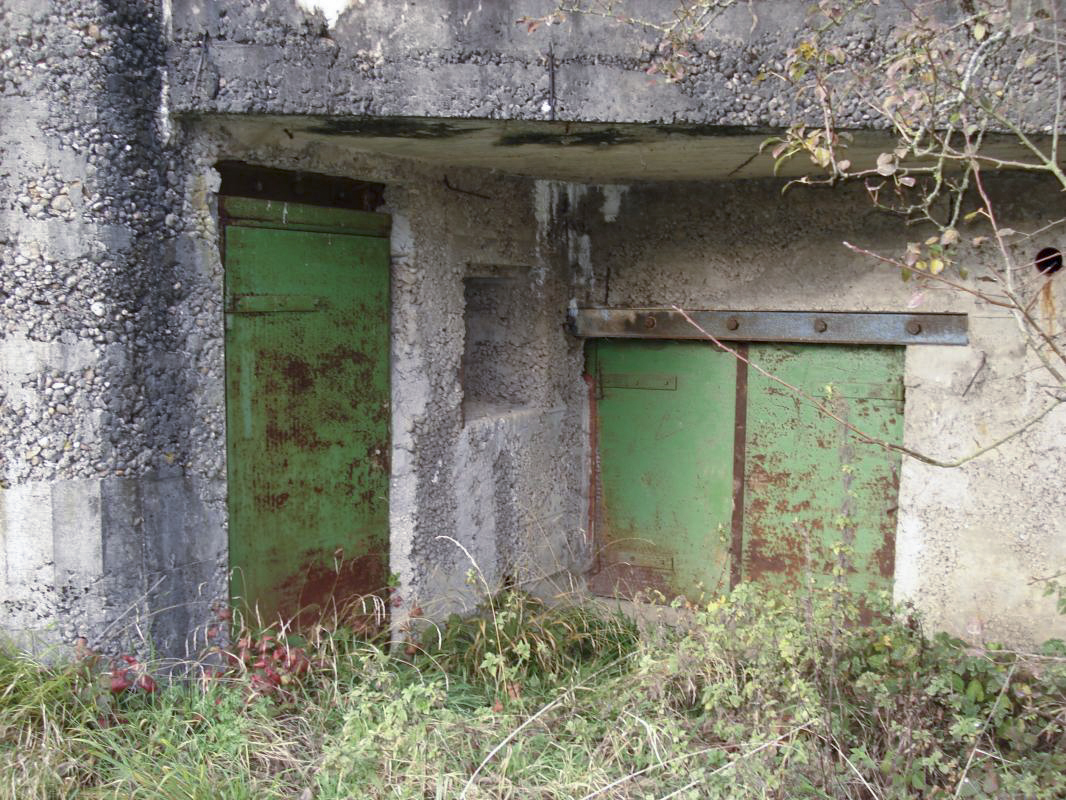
[
  {"x1": 1, "y1": 0, "x2": 1063, "y2": 654},
  {"x1": 1, "y1": 0, "x2": 222, "y2": 654}
]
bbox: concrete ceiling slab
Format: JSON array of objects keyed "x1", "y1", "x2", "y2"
[{"x1": 206, "y1": 115, "x2": 1053, "y2": 183}]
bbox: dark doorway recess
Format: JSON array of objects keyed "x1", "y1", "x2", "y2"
[{"x1": 217, "y1": 161, "x2": 385, "y2": 212}]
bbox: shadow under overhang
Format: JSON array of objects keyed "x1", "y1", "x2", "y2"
[{"x1": 196, "y1": 114, "x2": 1059, "y2": 183}]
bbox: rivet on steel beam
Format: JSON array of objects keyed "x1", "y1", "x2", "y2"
[
  {"x1": 644, "y1": 315, "x2": 657, "y2": 329},
  {"x1": 725, "y1": 316, "x2": 740, "y2": 331},
  {"x1": 813, "y1": 318, "x2": 828, "y2": 333},
  {"x1": 906, "y1": 320, "x2": 922, "y2": 335}
]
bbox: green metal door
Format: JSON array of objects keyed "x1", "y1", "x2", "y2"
[
  {"x1": 223, "y1": 198, "x2": 390, "y2": 625},
  {"x1": 586, "y1": 340, "x2": 737, "y2": 598},
  {"x1": 587, "y1": 340, "x2": 904, "y2": 601},
  {"x1": 742, "y1": 344, "x2": 904, "y2": 595}
]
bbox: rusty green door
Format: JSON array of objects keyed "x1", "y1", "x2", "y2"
[
  {"x1": 587, "y1": 340, "x2": 904, "y2": 601},
  {"x1": 741, "y1": 344, "x2": 904, "y2": 594},
  {"x1": 586, "y1": 340, "x2": 737, "y2": 598},
  {"x1": 223, "y1": 198, "x2": 390, "y2": 625}
]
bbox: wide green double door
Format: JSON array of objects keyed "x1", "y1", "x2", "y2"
[
  {"x1": 224, "y1": 198, "x2": 390, "y2": 625},
  {"x1": 587, "y1": 340, "x2": 904, "y2": 600}
]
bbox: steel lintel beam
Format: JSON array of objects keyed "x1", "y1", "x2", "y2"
[{"x1": 570, "y1": 308, "x2": 968, "y2": 346}]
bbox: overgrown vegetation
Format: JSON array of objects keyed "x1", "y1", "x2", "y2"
[{"x1": 1, "y1": 586, "x2": 1063, "y2": 799}]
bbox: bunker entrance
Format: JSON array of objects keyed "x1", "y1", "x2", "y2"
[
  {"x1": 578, "y1": 308, "x2": 968, "y2": 602},
  {"x1": 220, "y1": 166, "x2": 391, "y2": 629}
]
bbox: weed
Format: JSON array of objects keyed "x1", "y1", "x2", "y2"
[
  {"x1": 415, "y1": 589, "x2": 638, "y2": 697},
  {"x1": 0, "y1": 586, "x2": 1063, "y2": 799}
]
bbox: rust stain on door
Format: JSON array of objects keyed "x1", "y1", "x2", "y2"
[
  {"x1": 586, "y1": 339, "x2": 905, "y2": 603},
  {"x1": 224, "y1": 200, "x2": 390, "y2": 628},
  {"x1": 741, "y1": 344, "x2": 904, "y2": 595}
]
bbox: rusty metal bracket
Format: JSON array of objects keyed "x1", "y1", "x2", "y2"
[
  {"x1": 570, "y1": 309, "x2": 968, "y2": 346},
  {"x1": 228, "y1": 294, "x2": 324, "y2": 314}
]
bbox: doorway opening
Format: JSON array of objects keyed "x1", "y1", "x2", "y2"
[{"x1": 219, "y1": 163, "x2": 391, "y2": 629}]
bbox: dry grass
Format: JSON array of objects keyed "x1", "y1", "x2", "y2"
[{"x1": 1, "y1": 586, "x2": 1064, "y2": 799}]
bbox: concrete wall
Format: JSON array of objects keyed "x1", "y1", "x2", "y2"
[
  {"x1": 566, "y1": 175, "x2": 1066, "y2": 645},
  {"x1": 166, "y1": 0, "x2": 1056, "y2": 131},
  {"x1": 0, "y1": 0, "x2": 223, "y2": 655},
  {"x1": 2, "y1": 0, "x2": 1063, "y2": 653},
  {"x1": 159, "y1": 119, "x2": 591, "y2": 640}
]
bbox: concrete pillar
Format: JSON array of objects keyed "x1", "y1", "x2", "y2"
[{"x1": 0, "y1": 0, "x2": 225, "y2": 655}]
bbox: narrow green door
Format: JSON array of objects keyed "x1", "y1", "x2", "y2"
[
  {"x1": 224, "y1": 198, "x2": 390, "y2": 626},
  {"x1": 742, "y1": 344, "x2": 904, "y2": 594},
  {"x1": 587, "y1": 339, "x2": 904, "y2": 602},
  {"x1": 586, "y1": 340, "x2": 737, "y2": 599}
]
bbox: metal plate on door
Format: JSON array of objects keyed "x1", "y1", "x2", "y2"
[
  {"x1": 601, "y1": 373, "x2": 677, "y2": 391},
  {"x1": 229, "y1": 294, "x2": 324, "y2": 314}
]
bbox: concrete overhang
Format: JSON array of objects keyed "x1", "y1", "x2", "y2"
[{"x1": 202, "y1": 114, "x2": 1060, "y2": 183}]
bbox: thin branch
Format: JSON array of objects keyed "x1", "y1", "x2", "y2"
[
  {"x1": 841, "y1": 241, "x2": 1017, "y2": 309},
  {"x1": 652, "y1": 722, "x2": 814, "y2": 800},
  {"x1": 971, "y1": 166, "x2": 1066, "y2": 381},
  {"x1": 820, "y1": 732, "x2": 884, "y2": 800},
  {"x1": 1051, "y1": 0, "x2": 1063, "y2": 165},
  {"x1": 842, "y1": 238, "x2": 1066, "y2": 385},
  {"x1": 1029, "y1": 569, "x2": 1066, "y2": 585},
  {"x1": 459, "y1": 652, "x2": 635, "y2": 799}
]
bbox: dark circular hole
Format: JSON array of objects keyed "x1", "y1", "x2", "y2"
[{"x1": 1035, "y1": 247, "x2": 1063, "y2": 275}]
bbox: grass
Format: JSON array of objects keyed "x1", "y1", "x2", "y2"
[{"x1": 1, "y1": 585, "x2": 1064, "y2": 799}]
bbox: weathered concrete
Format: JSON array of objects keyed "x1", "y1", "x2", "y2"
[
  {"x1": 167, "y1": 0, "x2": 1059, "y2": 132},
  {"x1": 2, "y1": 0, "x2": 1064, "y2": 653},
  {"x1": 171, "y1": 120, "x2": 588, "y2": 639},
  {"x1": 0, "y1": 0, "x2": 223, "y2": 655}
]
